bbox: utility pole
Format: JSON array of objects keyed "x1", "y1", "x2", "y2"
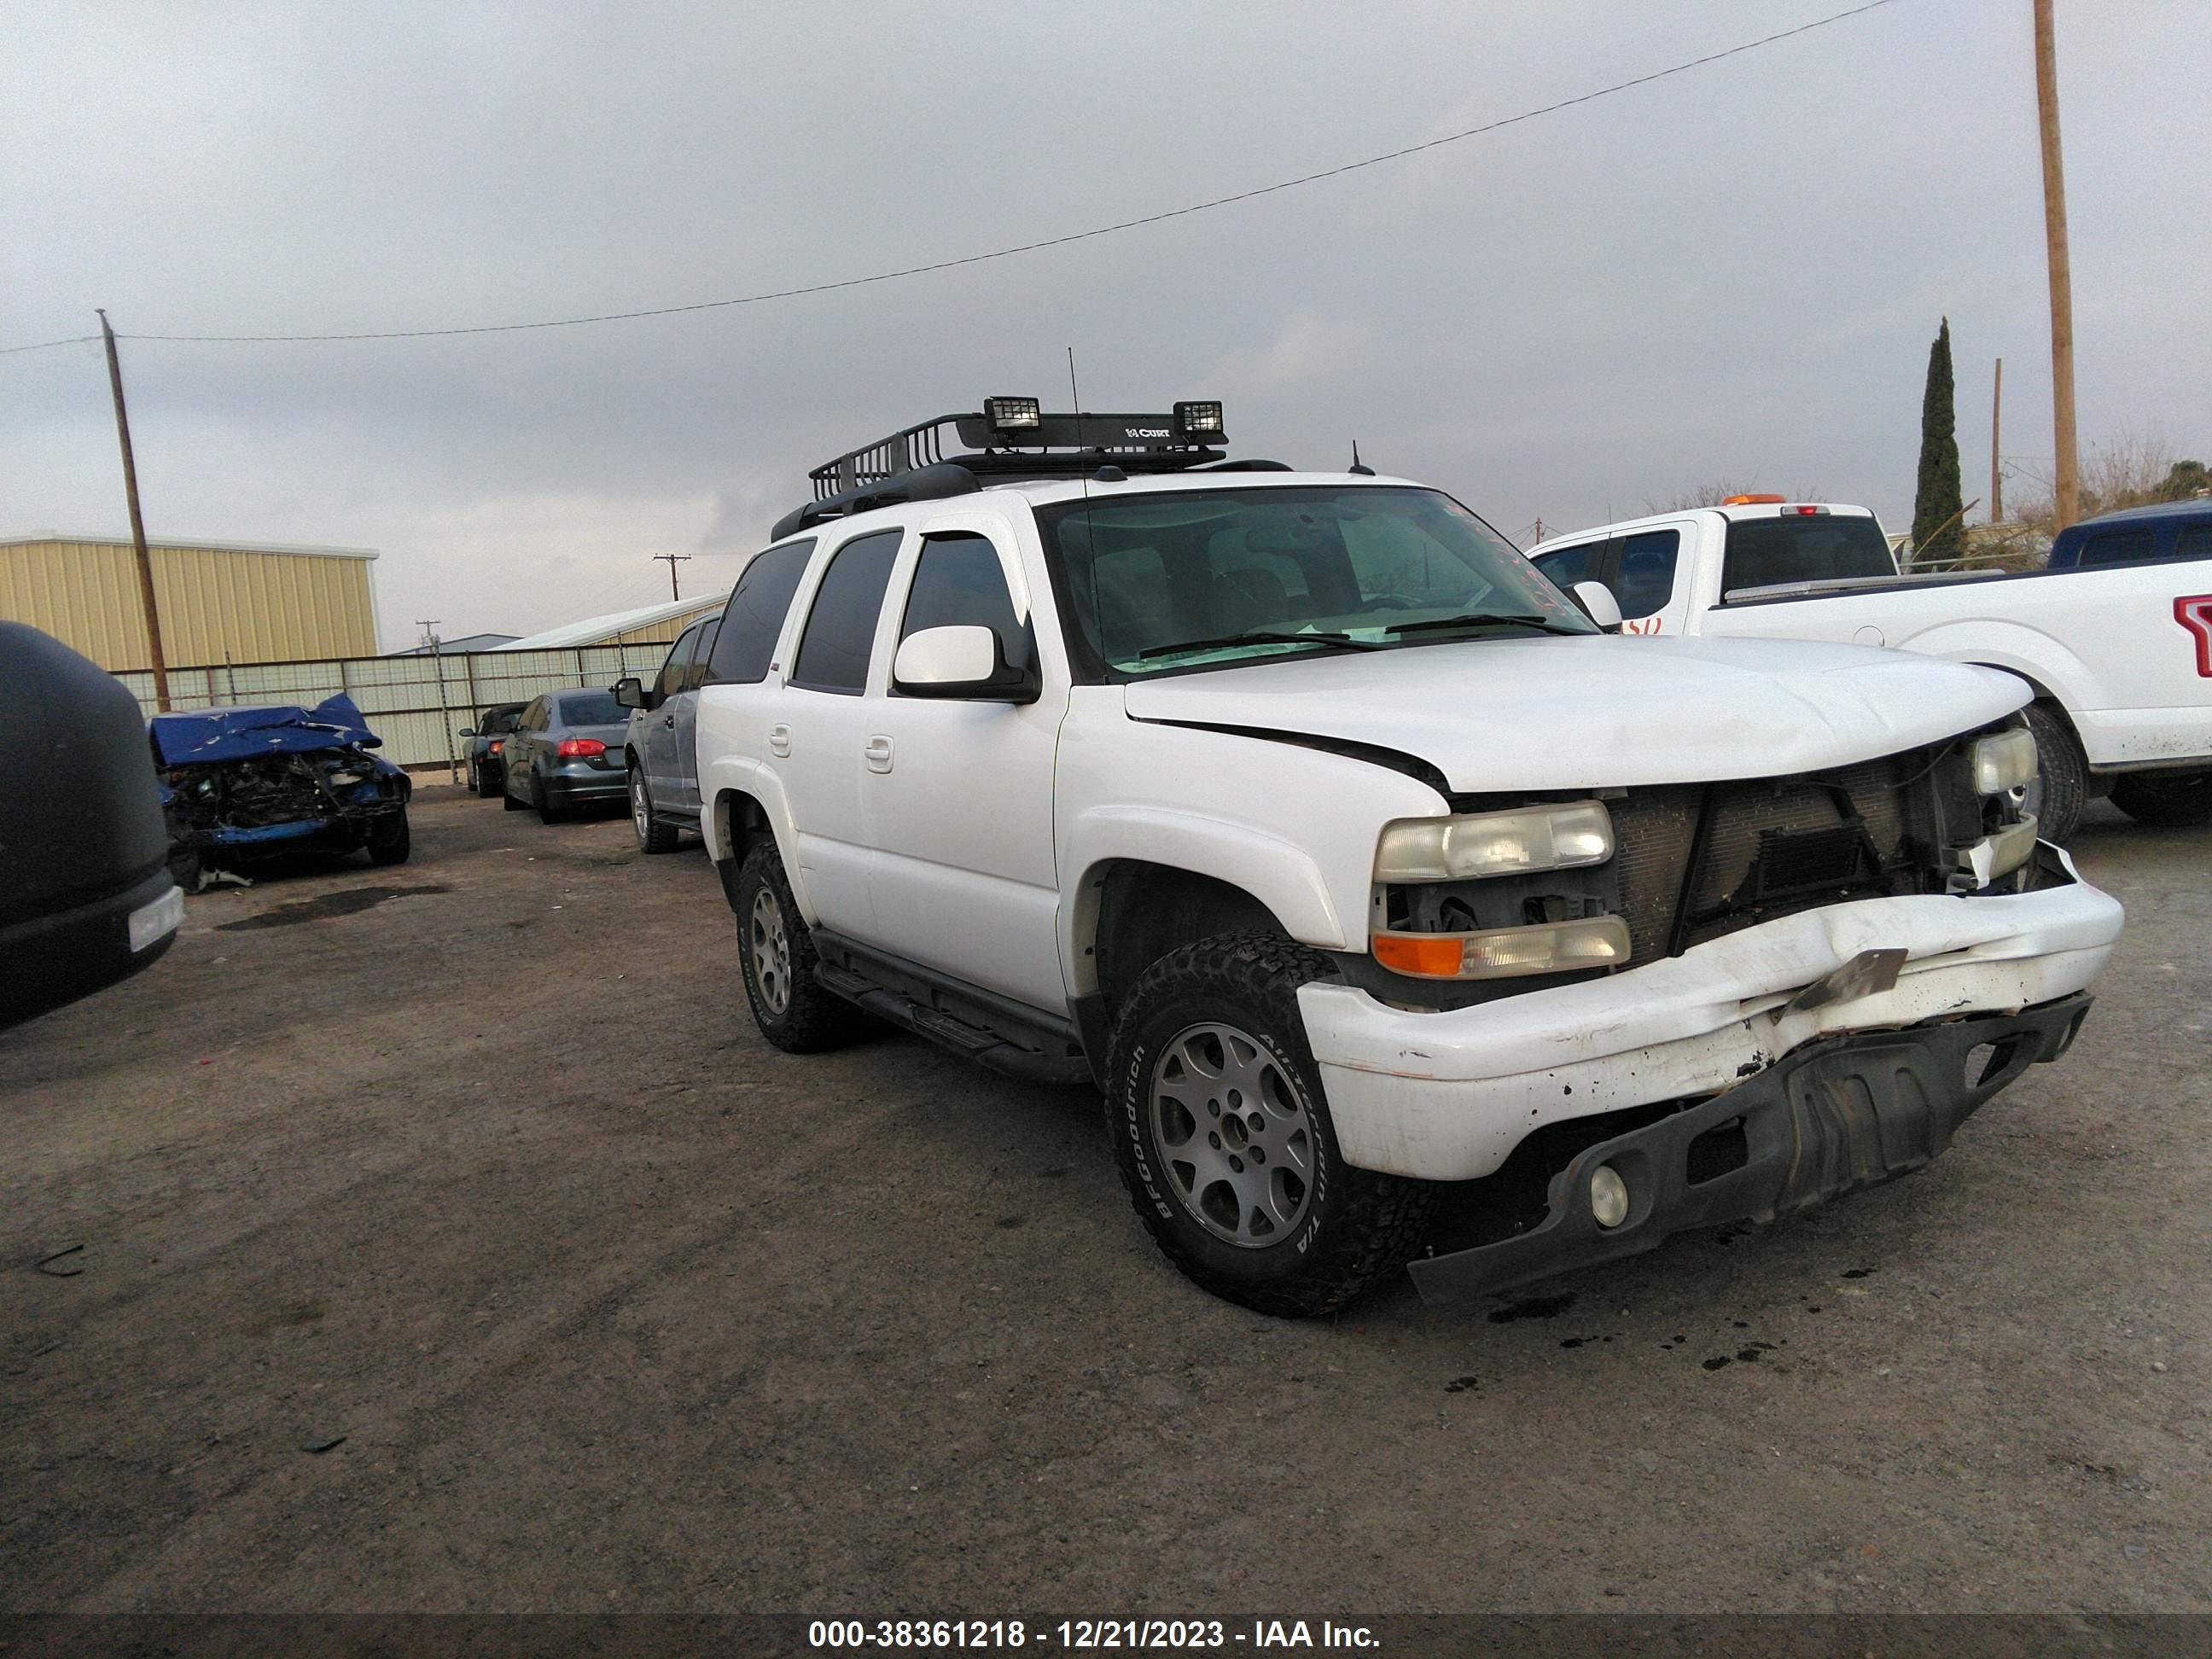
[
  {"x1": 97, "y1": 310, "x2": 171, "y2": 712},
  {"x1": 653, "y1": 551, "x2": 691, "y2": 601},
  {"x1": 2034, "y1": 0, "x2": 2079, "y2": 531},
  {"x1": 1532, "y1": 517, "x2": 1545, "y2": 544},
  {"x1": 419, "y1": 620, "x2": 459, "y2": 783},
  {"x1": 1990, "y1": 358, "x2": 2005, "y2": 523}
]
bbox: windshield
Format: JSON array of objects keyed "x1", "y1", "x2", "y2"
[
  {"x1": 557, "y1": 693, "x2": 626, "y2": 727},
  {"x1": 1033, "y1": 486, "x2": 1592, "y2": 678},
  {"x1": 1723, "y1": 515, "x2": 1895, "y2": 593}
]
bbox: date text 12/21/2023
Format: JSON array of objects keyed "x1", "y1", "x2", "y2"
[{"x1": 806, "y1": 1619, "x2": 1379, "y2": 1649}]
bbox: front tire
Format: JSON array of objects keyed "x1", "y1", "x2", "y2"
[
  {"x1": 1104, "y1": 932, "x2": 1435, "y2": 1318},
  {"x1": 2023, "y1": 703, "x2": 2086, "y2": 844},
  {"x1": 366, "y1": 809, "x2": 410, "y2": 866},
  {"x1": 632, "y1": 766, "x2": 680, "y2": 853},
  {"x1": 2110, "y1": 771, "x2": 2212, "y2": 828},
  {"x1": 733, "y1": 841, "x2": 862, "y2": 1052}
]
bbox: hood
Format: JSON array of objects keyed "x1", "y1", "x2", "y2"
[
  {"x1": 148, "y1": 693, "x2": 383, "y2": 767},
  {"x1": 1120, "y1": 635, "x2": 2029, "y2": 792}
]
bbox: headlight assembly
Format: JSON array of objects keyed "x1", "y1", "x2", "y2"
[
  {"x1": 1374, "y1": 801, "x2": 1615, "y2": 882},
  {"x1": 1971, "y1": 728, "x2": 2038, "y2": 795}
]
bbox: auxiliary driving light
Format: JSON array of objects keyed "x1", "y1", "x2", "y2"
[
  {"x1": 1375, "y1": 801, "x2": 1615, "y2": 882},
  {"x1": 1970, "y1": 728, "x2": 2039, "y2": 795},
  {"x1": 984, "y1": 395, "x2": 1041, "y2": 433},
  {"x1": 1589, "y1": 1165, "x2": 1630, "y2": 1230},
  {"x1": 1174, "y1": 399, "x2": 1225, "y2": 437}
]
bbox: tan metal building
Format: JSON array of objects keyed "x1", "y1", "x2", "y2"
[{"x1": 1, "y1": 530, "x2": 380, "y2": 671}]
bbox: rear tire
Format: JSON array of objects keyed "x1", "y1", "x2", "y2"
[
  {"x1": 472, "y1": 763, "x2": 500, "y2": 799},
  {"x1": 1104, "y1": 931, "x2": 1436, "y2": 1318},
  {"x1": 732, "y1": 841, "x2": 862, "y2": 1053},
  {"x1": 366, "y1": 809, "x2": 410, "y2": 866},
  {"x1": 632, "y1": 766, "x2": 680, "y2": 853},
  {"x1": 2023, "y1": 703, "x2": 2086, "y2": 844},
  {"x1": 2110, "y1": 771, "x2": 2212, "y2": 828},
  {"x1": 533, "y1": 772, "x2": 565, "y2": 824}
]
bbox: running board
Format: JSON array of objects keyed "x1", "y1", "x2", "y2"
[{"x1": 812, "y1": 954, "x2": 1093, "y2": 1087}]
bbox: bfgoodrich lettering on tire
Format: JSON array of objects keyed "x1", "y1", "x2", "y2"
[{"x1": 1103, "y1": 931, "x2": 1435, "y2": 1317}]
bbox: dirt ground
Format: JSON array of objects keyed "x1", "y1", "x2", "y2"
[{"x1": 3, "y1": 788, "x2": 2208, "y2": 1617}]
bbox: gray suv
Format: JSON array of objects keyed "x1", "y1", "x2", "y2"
[{"x1": 615, "y1": 618, "x2": 719, "y2": 853}]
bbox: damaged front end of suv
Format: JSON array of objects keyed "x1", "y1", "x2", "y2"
[{"x1": 148, "y1": 695, "x2": 412, "y2": 888}]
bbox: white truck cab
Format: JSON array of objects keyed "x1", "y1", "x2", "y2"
[
  {"x1": 1528, "y1": 498, "x2": 2212, "y2": 838},
  {"x1": 684, "y1": 406, "x2": 2122, "y2": 1317}
]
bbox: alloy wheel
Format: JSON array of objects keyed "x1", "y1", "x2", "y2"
[
  {"x1": 748, "y1": 886, "x2": 793, "y2": 1017},
  {"x1": 1148, "y1": 1022, "x2": 1316, "y2": 1247}
]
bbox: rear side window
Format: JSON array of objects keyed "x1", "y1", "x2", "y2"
[
  {"x1": 2075, "y1": 529, "x2": 2157, "y2": 568},
  {"x1": 899, "y1": 533, "x2": 1025, "y2": 666},
  {"x1": 704, "y1": 540, "x2": 813, "y2": 684},
  {"x1": 2177, "y1": 524, "x2": 2212, "y2": 562},
  {"x1": 791, "y1": 529, "x2": 903, "y2": 694},
  {"x1": 1723, "y1": 515, "x2": 1893, "y2": 594},
  {"x1": 1612, "y1": 529, "x2": 1680, "y2": 619}
]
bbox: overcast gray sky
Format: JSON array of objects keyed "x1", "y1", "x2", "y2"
[{"x1": 5, "y1": 0, "x2": 2205, "y2": 649}]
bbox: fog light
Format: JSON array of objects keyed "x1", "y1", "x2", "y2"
[{"x1": 1589, "y1": 1164, "x2": 1630, "y2": 1229}]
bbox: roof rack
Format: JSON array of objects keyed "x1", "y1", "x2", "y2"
[{"x1": 771, "y1": 399, "x2": 1235, "y2": 541}]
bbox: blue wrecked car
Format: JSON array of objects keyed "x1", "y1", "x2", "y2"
[{"x1": 149, "y1": 694, "x2": 412, "y2": 888}]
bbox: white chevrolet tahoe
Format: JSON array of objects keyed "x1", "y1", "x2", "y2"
[
  {"x1": 1526, "y1": 498, "x2": 2212, "y2": 841},
  {"x1": 688, "y1": 403, "x2": 2124, "y2": 1317}
]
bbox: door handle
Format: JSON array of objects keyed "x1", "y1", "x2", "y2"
[
  {"x1": 864, "y1": 735, "x2": 894, "y2": 773},
  {"x1": 768, "y1": 724, "x2": 792, "y2": 758}
]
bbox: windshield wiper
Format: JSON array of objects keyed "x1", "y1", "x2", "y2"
[
  {"x1": 1136, "y1": 629, "x2": 1387, "y2": 661},
  {"x1": 1380, "y1": 611, "x2": 1580, "y2": 637}
]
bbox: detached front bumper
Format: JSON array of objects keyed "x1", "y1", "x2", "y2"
[
  {"x1": 1297, "y1": 846, "x2": 2123, "y2": 1184},
  {"x1": 1404, "y1": 992, "x2": 2091, "y2": 1304}
]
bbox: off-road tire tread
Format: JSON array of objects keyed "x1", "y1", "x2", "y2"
[
  {"x1": 1105, "y1": 930, "x2": 1436, "y2": 1318},
  {"x1": 735, "y1": 841, "x2": 861, "y2": 1054},
  {"x1": 2025, "y1": 702, "x2": 2086, "y2": 844}
]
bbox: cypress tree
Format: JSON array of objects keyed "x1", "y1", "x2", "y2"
[{"x1": 1911, "y1": 317, "x2": 1965, "y2": 564}]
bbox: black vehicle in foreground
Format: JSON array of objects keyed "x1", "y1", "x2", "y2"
[
  {"x1": 462, "y1": 701, "x2": 527, "y2": 798},
  {"x1": 0, "y1": 623, "x2": 183, "y2": 1031}
]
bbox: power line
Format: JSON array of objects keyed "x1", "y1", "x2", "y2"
[
  {"x1": 0, "y1": 333, "x2": 100, "y2": 358},
  {"x1": 1, "y1": 0, "x2": 1906, "y2": 354}
]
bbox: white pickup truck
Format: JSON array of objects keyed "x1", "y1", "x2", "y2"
[
  {"x1": 1525, "y1": 499, "x2": 2212, "y2": 839},
  {"x1": 685, "y1": 405, "x2": 2122, "y2": 1317}
]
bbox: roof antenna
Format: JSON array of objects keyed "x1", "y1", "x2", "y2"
[
  {"x1": 1072, "y1": 346, "x2": 1124, "y2": 482},
  {"x1": 1348, "y1": 440, "x2": 1375, "y2": 477}
]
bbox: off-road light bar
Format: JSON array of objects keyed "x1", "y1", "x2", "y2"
[
  {"x1": 1374, "y1": 801, "x2": 1615, "y2": 882},
  {"x1": 1174, "y1": 400, "x2": 1225, "y2": 437},
  {"x1": 1970, "y1": 729, "x2": 2039, "y2": 795},
  {"x1": 1371, "y1": 916, "x2": 1632, "y2": 981},
  {"x1": 984, "y1": 395, "x2": 1041, "y2": 433}
]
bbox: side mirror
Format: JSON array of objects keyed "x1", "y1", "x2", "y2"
[
  {"x1": 614, "y1": 677, "x2": 648, "y2": 710},
  {"x1": 458, "y1": 726, "x2": 476, "y2": 737},
  {"x1": 1570, "y1": 581, "x2": 1624, "y2": 633},
  {"x1": 893, "y1": 625, "x2": 1039, "y2": 703}
]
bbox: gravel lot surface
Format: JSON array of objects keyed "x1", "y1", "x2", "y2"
[{"x1": 4, "y1": 789, "x2": 2207, "y2": 1615}]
